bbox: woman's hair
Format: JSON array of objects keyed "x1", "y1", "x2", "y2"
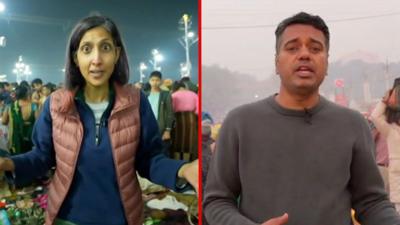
[
  {"x1": 15, "y1": 85, "x2": 29, "y2": 100},
  {"x1": 385, "y1": 77, "x2": 400, "y2": 124},
  {"x1": 172, "y1": 80, "x2": 186, "y2": 92},
  {"x1": 64, "y1": 15, "x2": 129, "y2": 90}
]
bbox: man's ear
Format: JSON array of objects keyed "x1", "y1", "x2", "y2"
[
  {"x1": 275, "y1": 53, "x2": 279, "y2": 75},
  {"x1": 325, "y1": 53, "x2": 329, "y2": 76}
]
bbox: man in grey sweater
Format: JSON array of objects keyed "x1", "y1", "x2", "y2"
[{"x1": 203, "y1": 12, "x2": 400, "y2": 225}]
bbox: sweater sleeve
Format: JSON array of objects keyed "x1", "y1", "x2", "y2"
[
  {"x1": 135, "y1": 91, "x2": 187, "y2": 191},
  {"x1": 9, "y1": 98, "x2": 56, "y2": 187},
  {"x1": 350, "y1": 114, "x2": 400, "y2": 225},
  {"x1": 203, "y1": 110, "x2": 259, "y2": 225},
  {"x1": 370, "y1": 101, "x2": 391, "y2": 138}
]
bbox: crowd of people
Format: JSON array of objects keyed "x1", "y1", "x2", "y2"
[
  {"x1": 0, "y1": 72, "x2": 199, "y2": 162},
  {"x1": 0, "y1": 79, "x2": 58, "y2": 155},
  {"x1": 136, "y1": 72, "x2": 199, "y2": 161}
]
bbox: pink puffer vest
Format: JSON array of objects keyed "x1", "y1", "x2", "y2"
[{"x1": 46, "y1": 84, "x2": 143, "y2": 225}]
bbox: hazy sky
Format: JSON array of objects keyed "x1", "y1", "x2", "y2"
[{"x1": 202, "y1": 0, "x2": 400, "y2": 79}]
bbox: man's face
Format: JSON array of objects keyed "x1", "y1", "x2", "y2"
[
  {"x1": 149, "y1": 76, "x2": 161, "y2": 89},
  {"x1": 33, "y1": 83, "x2": 42, "y2": 91},
  {"x1": 275, "y1": 24, "x2": 328, "y2": 95},
  {"x1": 4, "y1": 84, "x2": 11, "y2": 92}
]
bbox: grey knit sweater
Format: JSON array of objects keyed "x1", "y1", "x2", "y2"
[{"x1": 203, "y1": 95, "x2": 400, "y2": 225}]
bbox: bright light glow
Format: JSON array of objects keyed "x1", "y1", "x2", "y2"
[
  {"x1": 151, "y1": 49, "x2": 159, "y2": 55},
  {"x1": 182, "y1": 14, "x2": 189, "y2": 23},
  {"x1": 0, "y1": 2, "x2": 5, "y2": 12},
  {"x1": 0, "y1": 36, "x2": 5, "y2": 47},
  {"x1": 25, "y1": 65, "x2": 31, "y2": 75},
  {"x1": 181, "y1": 66, "x2": 188, "y2": 72},
  {"x1": 140, "y1": 62, "x2": 147, "y2": 70},
  {"x1": 187, "y1": 32, "x2": 195, "y2": 38},
  {"x1": 154, "y1": 54, "x2": 163, "y2": 62},
  {"x1": 0, "y1": 75, "x2": 7, "y2": 82},
  {"x1": 13, "y1": 56, "x2": 32, "y2": 76}
]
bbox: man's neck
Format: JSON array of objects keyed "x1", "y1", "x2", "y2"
[
  {"x1": 275, "y1": 89, "x2": 320, "y2": 110},
  {"x1": 151, "y1": 87, "x2": 160, "y2": 93},
  {"x1": 84, "y1": 83, "x2": 109, "y2": 103}
]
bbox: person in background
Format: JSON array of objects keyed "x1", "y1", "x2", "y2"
[
  {"x1": 170, "y1": 80, "x2": 198, "y2": 161},
  {"x1": 371, "y1": 77, "x2": 400, "y2": 213},
  {"x1": 144, "y1": 71, "x2": 174, "y2": 156},
  {"x1": 2, "y1": 85, "x2": 39, "y2": 155},
  {"x1": 180, "y1": 76, "x2": 198, "y2": 93},
  {"x1": 0, "y1": 82, "x2": 12, "y2": 106},
  {"x1": 39, "y1": 83, "x2": 55, "y2": 106},
  {"x1": 31, "y1": 78, "x2": 43, "y2": 105}
]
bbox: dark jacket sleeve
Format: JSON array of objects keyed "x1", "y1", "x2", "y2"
[
  {"x1": 350, "y1": 114, "x2": 400, "y2": 225},
  {"x1": 162, "y1": 91, "x2": 174, "y2": 131},
  {"x1": 135, "y1": 91, "x2": 187, "y2": 191},
  {"x1": 9, "y1": 98, "x2": 56, "y2": 187}
]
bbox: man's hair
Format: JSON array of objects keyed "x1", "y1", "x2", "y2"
[
  {"x1": 31, "y1": 78, "x2": 43, "y2": 86},
  {"x1": 149, "y1": 71, "x2": 162, "y2": 79},
  {"x1": 275, "y1": 12, "x2": 330, "y2": 53},
  {"x1": 181, "y1": 76, "x2": 190, "y2": 82}
]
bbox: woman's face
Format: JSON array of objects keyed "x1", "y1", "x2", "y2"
[{"x1": 74, "y1": 26, "x2": 120, "y2": 89}]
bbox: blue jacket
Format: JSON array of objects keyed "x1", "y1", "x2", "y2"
[{"x1": 9, "y1": 90, "x2": 187, "y2": 225}]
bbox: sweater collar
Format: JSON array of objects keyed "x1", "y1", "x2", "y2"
[{"x1": 267, "y1": 93, "x2": 327, "y2": 117}]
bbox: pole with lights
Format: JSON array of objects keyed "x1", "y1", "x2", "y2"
[
  {"x1": 12, "y1": 56, "x2": 32, "y2": 83},
  {"x1": 179, "y1": 14, "x2": 198, "y2": 78},
  {"x1": 139, "y1": 62, "x2": 147, "y2": 83},
  {"x1": 0, "y1": 1, "x2": 6, "y2": 48},
  {"x1": 0, "y1": 2, "x2": 5, "y2": 12},
  {"x1": 149, "y1": 49, "x2": 163, "y2": 71}
]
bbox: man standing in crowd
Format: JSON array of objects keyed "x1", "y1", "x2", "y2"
[
  {"x1": 31, "y1": 78, "x2": 43, "y2": 105},
  {"x1": 145, "y1": 71, "x2": 174, "y2": 155},
  {"x1": 203, "y1": 12, "x2": 400, "y2": 225}
]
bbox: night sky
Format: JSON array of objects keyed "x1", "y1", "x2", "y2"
[{"x1": 0, "y1": 0, "x2": 198, "y2": 84}]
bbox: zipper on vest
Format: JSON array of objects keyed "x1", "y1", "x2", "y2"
[
  {"x1": 95, "y1": 123, "x2": 100, "y2": 146},
  {"x1": 96, "y1": 118, "x2": 107, "y2": 146}
]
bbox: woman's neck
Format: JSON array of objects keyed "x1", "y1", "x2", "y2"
[{"x1": 84, "y1": 83, "x2": 109, "y2": 103}]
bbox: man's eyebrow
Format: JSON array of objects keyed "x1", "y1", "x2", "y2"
[
  {"x1": 282, "y1": 38, "x2": 299, "y2": 47},
  {"x1": 309, "y1": 38, "x2": 324, "y2": 46},
  {"x1": 282, "y1": 37, "x2": 324, "y2": 47}
]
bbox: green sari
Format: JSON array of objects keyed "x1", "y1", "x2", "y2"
[{"x1": 8, "y1": 101, "x2": 37, "y2": 155}]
